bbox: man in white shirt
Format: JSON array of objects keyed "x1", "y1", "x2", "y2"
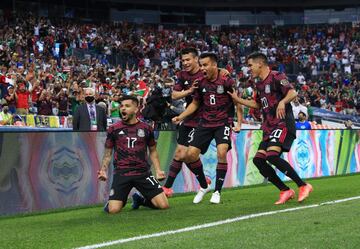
[{"x1": 291, "y1": 97, "x2": 308, "y2": 120}]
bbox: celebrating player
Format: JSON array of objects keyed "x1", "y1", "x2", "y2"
[
  {"x1": 228, "y1": 52, "x2": 313, "y2": 204},
  {"x1": 98, "y1": 95, "x2": 169, "y2": 213},
  {"x1": 173, "y1": 52, "x2": 242, "y2": 204}
]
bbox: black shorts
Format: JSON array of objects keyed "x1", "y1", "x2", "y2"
[
  {"x1": 177, "y1": 124, "x2": 196, "y2": 146},
  {"x1": 108, "y1": 172, "x2": 163, "y2": 206},
  {"x1": 259, "y1": 127, "x2": 295, "y2": 152},
  {"x1": 190, "y1": 125, "x2": 232, "y2": 154}
]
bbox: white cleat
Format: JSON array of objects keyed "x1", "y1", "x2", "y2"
[
  {"x1": 193, "y1": 185, "x2": 211, "y2": 204},
  {"x1": 210, "y1": 191, "x2": 221, "y2": 204}
]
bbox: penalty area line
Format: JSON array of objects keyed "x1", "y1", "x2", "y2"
[{"x1": 75, "y1": 195, "x2": 360, "y2": 249}]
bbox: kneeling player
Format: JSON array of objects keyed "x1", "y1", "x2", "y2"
[{"x1": 98, "y1": 95, "x2": 169, "y2": 213}]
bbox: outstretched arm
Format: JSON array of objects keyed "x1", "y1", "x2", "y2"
[
  {"x1": 172, "y1": 99, "x2": 200, "y2": 124},
  {"x1": 228, "y1": 89, "x2": 260, "y2": 109}
]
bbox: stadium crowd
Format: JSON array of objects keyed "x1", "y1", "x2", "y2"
[{"x1": 0, "y1": 13, "x2": 359, "y2": 126}]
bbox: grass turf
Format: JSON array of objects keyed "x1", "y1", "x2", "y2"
[{"x1": 0, "y1": 173, "x2": 359, "y2": 249}]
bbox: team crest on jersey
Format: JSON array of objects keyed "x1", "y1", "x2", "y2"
[
  {"x1": 217, "y1": 85, "x2": 224, "y2": 94},
  {"x1": 265, "y1": 84, "x2": 271, "y2": 94},
  {"x1": 137, "y1": 129, "x2": 145, "y2": 137},
  {"x1": 280, "y1": 79, "x2": 289, "y2": 86}
]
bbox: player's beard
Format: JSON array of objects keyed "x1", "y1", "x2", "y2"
[{"x1": 122, "y1": 112, "x2": 135, "y2": 123}]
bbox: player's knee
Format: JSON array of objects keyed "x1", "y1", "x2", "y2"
[
  {"x1": 153, "y1": 196, "x2": 169, "y2": 209},
  {"x1": 157, "y1": 202, "x2": 170, "y2": 210},
  {"x1": 217, "y1": 150, "x2": 227, "y2": 161},
  {"x1": 185, "y1": 151, "x2": 198, "y2": 163},
  {"x1": 174, "y1": 147, "x2": 186, "y2": 161},
  {"x1": 253, "y1": 152, "x2": 267, "y2": 169},
  {"x1": 108, "y1": 206, "x2": 122, "y2": 214}
]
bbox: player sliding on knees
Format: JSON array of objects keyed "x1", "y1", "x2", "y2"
[
  {"x1": 228, "y1": 52, "x2": 313, "y2": 204},
  {"x1": 98, "y1": 95, "x2": 169, "y2": 213}
]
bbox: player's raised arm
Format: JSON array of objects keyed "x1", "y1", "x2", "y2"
[
  {"x1": 98, "y1": 147, "x2": 112, "y2": 181},
  {"x1": 149, "y1": 144, "x2": 165, "y2": 181}
]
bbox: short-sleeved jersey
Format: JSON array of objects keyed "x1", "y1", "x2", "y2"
[
  {"x1": 174, "y1": 70, "x2": 204, "y2": 127},
  {"x1": 254, "y1": 71, "x2": 296, "y2": 140},
  {"x1": 105, "y1": 120, "x2": 156, "y2": 176},
  {"x1": 193, "y1": 72, "x2": 235, "y2": 128}
]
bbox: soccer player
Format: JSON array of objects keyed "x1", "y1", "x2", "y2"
[
  {"x1": 162, "y1": 47, "x2": 210, "y2": 198},
  {"x1": 98, "y1": 95, "x2": 169, "y2": 214},
  {"x1": 228, "y1": 52, "x2": 313, "y2": 204},
  {"x1": 173, "y1": 52, "x2": 242, "y2": 204}
]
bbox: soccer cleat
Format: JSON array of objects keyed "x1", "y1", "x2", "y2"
[
  {"x1": 162, "y1": 186, "x2": 174, "y2": 198},
  {"x1": 275, "y1": 189, "x2": 295, "y2": 205},
  {"x1": 103, "y1": 201, "x2": 109, "y2": 213},
  {"x1": 193, "y1": 184, "x2": 211, "y2": 204},
  {"x1": 298, "y1": 183, "x2": 313, "y2": 202},
  {"x1": 210, "y1": 191, "x2": 221, "y2": 204},
  {"x1": 132, "y1": 193, "x2": 144, "y2": 210}
]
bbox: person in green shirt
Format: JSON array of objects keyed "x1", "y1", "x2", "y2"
[
  {"x1": 110, "y1": 94, "x2": 121, "y2": 121},
  {"x1": 0, "y1": 105, "x2": 13, "y2": 125}
]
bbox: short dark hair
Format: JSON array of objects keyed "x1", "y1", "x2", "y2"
[
  {"x1": 247, "y1": 52, "x2": 268, "y2": 65},
  {"x1": 199, "y1": 52, "x2": 218, "y2": 63},
  {"x1": 120, "y1": 95, "x2": 139, "y2": 106},
  {"x1": 180, "y1": 47, "x2": 198, "y2": 57}
]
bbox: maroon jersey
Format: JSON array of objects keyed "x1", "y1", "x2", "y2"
[
  {"x1": 254, "y1": 71, "x2": 296, "y2": 140},
  {"x1": 105, "y1": 120, "x2": 156, "y2": 176},
  {"x1": 174, "y1": 70, "x2": 203, "y2": 127},
  {"x1": 193, "y1": 72, "x2": 235, "y2": 128}
]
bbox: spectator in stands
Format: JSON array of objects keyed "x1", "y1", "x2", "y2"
[
  {"x1": 72, "y1": 88, "x2": 107, "y2": 131},
  {"x1": 0, "y1": 104, "x2": 13, "y2": 125},
  {"x1": 56, "y1": 88, "x2": 69, "y2": 116},
  {"x1": 37, "y1": 89, "x2": 53, "y2": 116},
  {"x1": 15, "y1": 82, "x2": 31, "y2": 115},
  {"x1": 109, "y1": 93, "x2": 121, "y2": 122},
  {"x1": 291, "y1": 97, "x2": 308, "y2": 120},
  {"x1": 296, "y1": 111, "x2": 311, "y2": 130},
  {"x1": 4, "y1": 85, "x2": 16, "y2": 114},
  {"x1": 344, "y1": 120, "x2": 353, "y2": 129}
]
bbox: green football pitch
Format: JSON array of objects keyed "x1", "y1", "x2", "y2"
[{"x1": 1, "y1": 174, "x2": 360, "y2": 249}]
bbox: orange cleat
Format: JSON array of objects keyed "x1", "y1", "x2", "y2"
[
  {"x1": 298, "y1": 183, "x2": 313, "y2": 202},
  {"x1": 275, "y1": 189, "x2": 295, "y2": 205},
  {"x1": 162, "y1": 186, "x2": 174, "y2": 198}
]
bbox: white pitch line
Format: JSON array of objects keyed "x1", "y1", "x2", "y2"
[{"x1": 75, "y1": 195, "x2": 360, "y2": 249}]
